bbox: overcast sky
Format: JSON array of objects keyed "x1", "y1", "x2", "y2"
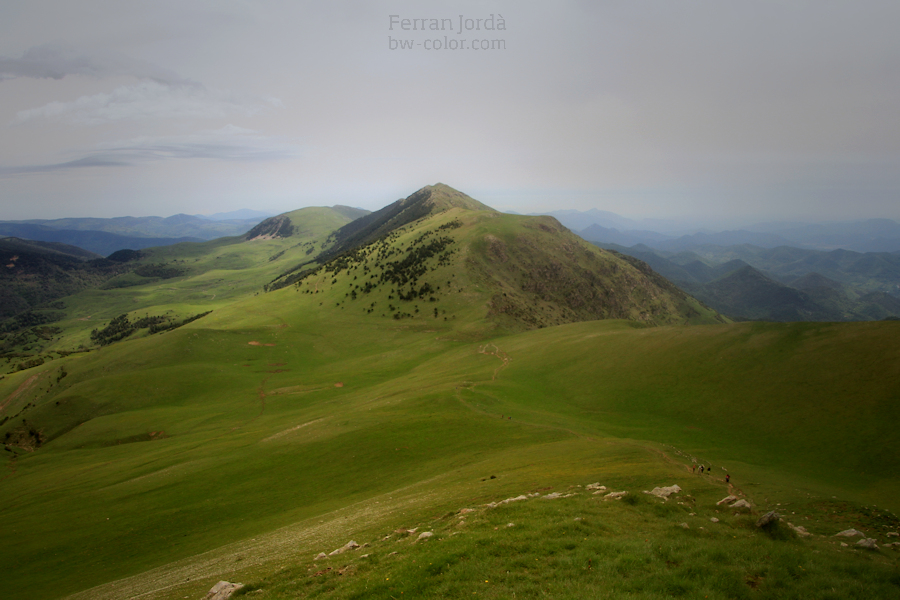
[{"x1": 1, "y1": 1, "x2": 898, "y2": 225}]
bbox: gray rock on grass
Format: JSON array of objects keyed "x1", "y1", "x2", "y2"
[
  {"x1": 501, "y1": 495, "x2": 529, "y2": 504},
  {"x1": 644, "y1": 485, "x2": 682, "y2": 499},
  {"x1": 604, "y1": 491, "x2": 628, "y2": 500},
  {"x1": 834, "y1": 528, "x2": 865, "y2": 538},
  {"x1": 328, "y1": 540, "x2": 360, "y2": 556},
  {"x1": 205, "y1": 581, "x2": 244, "y2": 600},
  {"x1": 787, "y1": 523, "x2": 811, "y2": 537},
  {"x1": 856, "y1": 538, "x2": 879, "y2": 550},
  {"x1": 755, "y1": 511, "x2": 781, "y2": 528}
]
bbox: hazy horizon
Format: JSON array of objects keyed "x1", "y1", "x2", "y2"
[{"x1": 2, "y1": 2, "x2": 899, "y2": 224}]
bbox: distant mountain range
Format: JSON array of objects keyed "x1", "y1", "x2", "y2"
[
  {"x1": 535, "y1": 209, "x2": 900, "y2": 253},
  {"x1": 597, "y1": 242, "x2": 900, "y2": 322},
  {"x1": 0, "y1": 213, "x2": 270, "y2": 256}
]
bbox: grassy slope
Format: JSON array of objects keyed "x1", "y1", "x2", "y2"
[
  {"x1": 1, "y1": 205, "x2": 898, "y2": 598},
  {"x1": 0, "y1": 207, "x2": 353, "y2": 374}
]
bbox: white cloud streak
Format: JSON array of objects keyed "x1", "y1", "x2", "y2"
[
  {"x1": 0, "y1": 125, "x2": 299, "y2": 175},
  {"x1": 13, "y1": 81, "x2": 282, "y2": 125}
]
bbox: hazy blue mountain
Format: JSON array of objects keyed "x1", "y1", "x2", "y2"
[
  {"x1": 744, "y1": 218, "x2": 900, "y2": 252},
  {"x1": 654, "y1": 230, "x2": 795, "y2": 251},
  {"x1": 578, "y1": 224, "x2": 673, "y2": 247},
  {"x1": 536, "y1": 208, "x2": 638, "y2": 231},
  {"x1": 0, "y1": 213, "x2": 264, "y2": 241},
  {"x1": 0, "y1": 223, "x2": 202, "y2": 257},
  {"x1": 567, "y1": 214, "x2": 900, "y2": 253},
  {"x1": 595, "y1": 241, "x2": 900, "y2": 322}
]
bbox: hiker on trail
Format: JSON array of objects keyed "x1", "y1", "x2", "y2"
[
  {"x1": 699, "y1": 465, "x2": 704, "y2": 474},
  {"x1": 691, "y1": 465, "x2": 696, "y2": 474},
  {"x1": 726, "y1": 474, "x2": 730, "y2": 484}
]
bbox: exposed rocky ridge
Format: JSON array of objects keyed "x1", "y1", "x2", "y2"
[{"x1": 245, "y1": 215, "x2": 295, "y2": 240}]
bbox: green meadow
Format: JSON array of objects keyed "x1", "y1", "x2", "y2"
[{"x1": 2, "y1": 192, "x2": 899, "y2": 598}]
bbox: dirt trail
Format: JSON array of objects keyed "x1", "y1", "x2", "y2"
[
  {"x1": 0, "y1": 372, "x2": 43, "y2": 415},
  {"x1": 63, "y1": 476, "x2": 449, "y2": 600},
  {"x1": 477, "y1": 343, "x2": 511, "y2": 380},
  {"x1": 455, "y1": 344, "x2": 593, "y2": 443}
]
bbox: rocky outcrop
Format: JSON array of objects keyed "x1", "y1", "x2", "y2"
[
  {"x1": 644, "y1": 485, "x2": 681, "y2": 499},
  {"x1": 755, "y1": 511, "x2": 781, "y2": 528},
  {"x1": 856, "y1": 538, "x2": 879, "y2": 550},
  {"x1": 787, "y1": 522, "x2": 811, "y2": 537},
  {"x1": 204, "y1": 581, "x2": 244, "y2": 600},
  {"x1": 604, "y1": 491, "x2": 628, "y2": 501},
  {"x1": 328, "y1": 540, "x2": 360, "y2": 556},
  {"x1": 834, "y1": 528, "x2": 865, "y2": 538}
]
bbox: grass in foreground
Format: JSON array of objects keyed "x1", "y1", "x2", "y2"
[{"x1": 232, "y1": 479, "x2": 900, "y2": 600}]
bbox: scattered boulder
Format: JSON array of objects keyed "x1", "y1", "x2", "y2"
[
  {"x1": 459, "y1": 508, "x2": 475, "y2": 514},
  {"x1": 417, "y1": 531, "x2": 434, "y2": 541},
  {"x1": 585, "y1": 483, "x2": 606, "y2": 491},
  {"x1": 604, "y1": 491, "x2": 628, "y2": 501},
  {"x1": 856, "y1": 538, "x2": 879, "y2": 550},
  {"x1": 328, "y1": 540, "x2": 360, "y2": 556},
  {"x1": 314, "y1": 552, "x2": 327, "y2": 560},
  {"x1": 787, "y1": 523, "x2": 811, "y2": 537},
  {"x1": 710, "y1": 517, "x2": 720, "y2": 523},
  {"x1": 840, "y1": 542, "x2": 848, "y2": 547},
  {"x1": 644, "y1": 485, "x2": 681, "y2": 499},
  {"x1": 506, "y1": 523, "x2": 515, "y2": 528},
  {"x1": 834, "y1": 528, "x2": 865, "y2": 538},
  {"x1": 716, "y1": 495, "x2": 739, "y2": 506},
  {"x1": 679, "y1": 522, "x2": 689, "y2": 529},
  {"x1": 543, "y1": 492, "x2": 562, "y2": 500},
  {"x1": 731, "y1": 499, "x2": 751, "y2": 510},
  {"x1": 204, "y1": 581, "x2": 244, "y2": 600},
  {"x1": 501, "y1": 495, "x2": 529, "y2": 504},
  {"x1": 887, "y1": 531, "x2": 899, "y2": 538},
  {"x1": 755, "y1": 511, "x2": 781, "y2": 528}
]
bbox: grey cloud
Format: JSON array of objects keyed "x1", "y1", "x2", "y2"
[
  {"x1": 98, "y1": 128, "x2": 299, "y2": 162},
  {"x1": 0, "y1": 43, "x2": 188, "y2": 84},
  {"x1": 13, "y1": 81, "x2": 282, "y2": 125},
  {"x1": 0, "y1": 155, "x2": 130, "y2": 175},
  {"x1": 0, "y1": 127, "x2": 298, "y2": 176}
]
